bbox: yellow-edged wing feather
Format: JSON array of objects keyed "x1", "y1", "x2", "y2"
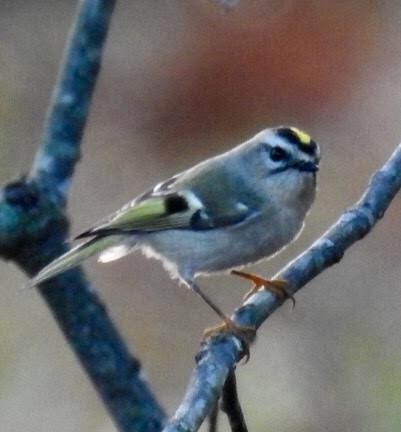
[{"x1": 76, "y1": 193, "x2": 197, "y2": 238}]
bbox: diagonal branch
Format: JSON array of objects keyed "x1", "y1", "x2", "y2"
[
  {"x1": 0, "y1": 1, "x2": 166, "y2": 431},
  {"x1": 163, "y1": 142, "x2": 401, "y2": 432}
]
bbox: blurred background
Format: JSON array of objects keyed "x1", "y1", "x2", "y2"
[{"x1": 1, "y1": 1, "x2": 401, "y2": 431}]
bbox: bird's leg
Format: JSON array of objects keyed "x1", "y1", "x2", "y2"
[
  {"x1": 231, "y1": 269, "x2": 295, "y2": 307},
  {"x1": 188, "y1": 281, "x2": 256, "y2": 356}
]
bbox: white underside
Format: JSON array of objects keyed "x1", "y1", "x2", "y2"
[{"x1": 98, "y1": 245, "x2": 133, "y2": 263}]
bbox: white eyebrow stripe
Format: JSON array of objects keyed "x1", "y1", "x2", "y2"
[{"x1": 263, "y1": 139, "x2": 295, "y2": 156}]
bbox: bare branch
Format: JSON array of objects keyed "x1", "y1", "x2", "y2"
[
  {"x1": 221, "y1": 369, "x2": 248, "y2": 432},
  {"x1": 163, "y1": 142, "x2": 401, "y2": 432},
  {"x1": 207, "y1": 370, "x2": 248, "y2": 432},
  {"x1": 208, "y1": 402, "x2": 219, "y2": 432},
  {"x1": 31, "y1": 0, "x2": 113, "y2": 205},
  {"x1": 0, "y1": 1, "x2": 165, "y2": 431}
]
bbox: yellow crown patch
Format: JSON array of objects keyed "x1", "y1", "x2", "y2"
[{"x1": 289, "y1": 127, "x2": 312, "y2": 146}]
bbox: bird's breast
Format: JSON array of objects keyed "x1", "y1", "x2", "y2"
[{"x1": 141, "y1": 202, "x2": 307, "y2": 279}]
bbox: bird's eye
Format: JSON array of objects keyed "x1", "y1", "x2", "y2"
[{"x1": 269, "y1": 147, "x2": 288, "y2": 162}]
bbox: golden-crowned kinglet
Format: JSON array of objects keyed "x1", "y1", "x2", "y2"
[{"x1": 29, "y1": 126, "x2": 320, "y2": 339}]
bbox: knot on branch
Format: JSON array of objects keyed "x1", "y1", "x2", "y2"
[
  {"x1": 0, "y1": 176, "x2": 69, "y2": 268},
  {"x1": 4, "y1": 178, "x2": 40, "y2": 209}
]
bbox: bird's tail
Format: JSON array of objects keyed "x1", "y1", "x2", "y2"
[{"x1": 28, "y1": 235, "x2": 130, "y2": 288}]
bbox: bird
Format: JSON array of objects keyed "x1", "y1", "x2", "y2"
[{"x1": 29, "y1": 126, "x2": 320, "y2": 345}]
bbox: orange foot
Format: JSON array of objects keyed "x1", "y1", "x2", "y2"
[
  {"x1": 231, "y1": 269, "x2": 295, "y2": 307},
  {"x1": 203, "y1": 318, "x2": 256, "y2": 362}
]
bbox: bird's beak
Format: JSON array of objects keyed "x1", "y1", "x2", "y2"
[{"x1": 295, "y1": 161, "x2": 319, "y2": 173}]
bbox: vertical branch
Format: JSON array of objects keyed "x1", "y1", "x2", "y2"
[
  {"x1": 31, "y1": 0, "x2": 113, "y2": 204},
  {"x1": 0, "y1": 1, "x2": 166, "y2": 431},
  {"x1": 221, "y1": 370, "x2": 248, "y2": 432},
  {"x1": 208, "y1": 402, "x2": 219, "y2": 432}
]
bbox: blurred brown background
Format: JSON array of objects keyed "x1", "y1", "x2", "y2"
[{"x1": 1, "y1": 1, "x2": 401, "y2": 431}]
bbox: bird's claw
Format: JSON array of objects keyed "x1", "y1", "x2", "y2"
[
  {"x1": 203, "y1": 318, "x2": 256, "y2": 363},
  {"x1": 231, "y1": 269, "x2": 295, "y2": 307}
]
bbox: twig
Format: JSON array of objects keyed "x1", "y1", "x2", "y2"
[
  {"x1": 208, "y1": 401, "x2": 219, "y2": 432},
  {"x1": 221, "y1": 369, "x2": 248, "y2": 432},
  {"x1": 163, "y1": 142, "x2": 401, "y2": 432},
  {"x1": 0, "y1": 1, "x2": 165, "y2": 431},
  {"x1": 207, "y1": 370, "x2": 248, "y2": 432}
]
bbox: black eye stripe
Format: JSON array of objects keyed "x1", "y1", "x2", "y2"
[{"x1": 269, "y1": 146, "x2": 289, "y2": 162}]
